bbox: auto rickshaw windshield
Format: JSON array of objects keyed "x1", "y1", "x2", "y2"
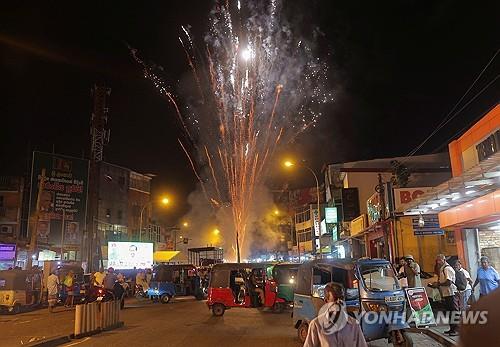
[{"x1": 359, "y1": 264, "x2": 400, "y2": 291}]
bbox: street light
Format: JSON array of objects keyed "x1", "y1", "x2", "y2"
[
  {"x1": 182, "y1": 221, "x2": 189, "y2": 227},
  {"x1": 283, "y1": 159, "x2": 322, "y2": 259},
  {"x1": 139, "y1": 195, "x2": 170, "y2": 242},
  {"x1": 213, "y1": 228, "x2": 220, "y2": 235}
]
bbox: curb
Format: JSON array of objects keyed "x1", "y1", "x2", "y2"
[
  {"x1": 26, "y1": 335, "x2": 71, "y2": 347},
  {"x1": 408, "y1": 327, "x2": 458, "y2": 346}
]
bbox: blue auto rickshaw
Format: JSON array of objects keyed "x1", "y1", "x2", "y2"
[
  {"x1": 147, "y1": 264, "x2": 203, "y2": 303},
  {"x1": 146, "y1": 281, "x2": 176, "y2": 304},
  {"x1": 293, "y1": 258, "x2": 411, "y2": 346}
]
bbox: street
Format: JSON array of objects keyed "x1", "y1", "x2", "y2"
[{"x1": 0, "y1": 298, "x2": 445, "y2": 347}]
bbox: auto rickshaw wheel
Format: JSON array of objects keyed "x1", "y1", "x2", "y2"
[
  {"x1": 212, "y1": 303, "x2": 225, "y2": 316},
  {"x1": 297, "y1": 322, "x2": 309, "y2": 343},
  {"x1": 160, "y1": 294, "x2": 171, "y2": 304},
  {"x1": 392, "y1": 331, "x2": 413, "y2": 347},
  {"x1": 11, "y1": 304, "x2": 21, "y2": 315}
]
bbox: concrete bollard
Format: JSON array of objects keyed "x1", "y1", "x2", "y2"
[
  {"x1": 75, "y1": 304, "x2": 83, "y2": 336},
  {"x1": 85, "y1": 304, "x2": 90, "y2": 333}
]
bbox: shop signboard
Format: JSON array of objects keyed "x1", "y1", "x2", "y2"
[
  {"x1": 312, "y1": 208, "x2": 320, "y2": 237},
  {"x1": 412, "y1": 214, "x2": 444, "y2": 236},
  {"x1": 38, "y1": 249, "x2": 57, "y2": 261},
  {"x1": 325, "y1": 207, "x2": 338, "y2": 223},
  {"x1": 0, "y1": 244, "x2": 16, "y2": 270},
  {"x1": 367, "y1": 193, "x2": 381, "y2": 225},
  {"x1": 350, "y1": 214, "x2": 367, "y2": 237},
  {"x1": 405, "y1": 287, "x2": 436, "y2": 327},
  {"x1": 341, "y1": 188, "x2": 360, "y2": 222},
  {"x1": 394, "y1": 187, "x2": 432, "y2": 211},
  {"x1": 29, "y1": 152, "x2": 89, "y2": 248}
]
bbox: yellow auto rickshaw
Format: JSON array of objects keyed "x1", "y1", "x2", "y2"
[{"x1": 0, "y1": 269, "x2": 43, "y2": 314}]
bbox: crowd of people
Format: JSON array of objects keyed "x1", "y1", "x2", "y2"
[{"x1": 395, "y1": 253, "x2": 499, "y2": 336}]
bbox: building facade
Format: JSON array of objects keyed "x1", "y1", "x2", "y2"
[
  {"x1": 402, "y1": 104, "x2": 500, "y2": 275},
  {"x1": 324, "y1": 153, "x2": 452, "y2": 271},
  {"x1": 0, "y1": 177, "x2": 25, "y2": 269}
]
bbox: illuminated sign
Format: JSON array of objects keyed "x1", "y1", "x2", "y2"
[
  {"x1": 325, "y1": 207, "x2": 338, "y2": 223},
  {"x1": 107, "y1": 242, "x2": 153, "y2": 269}
]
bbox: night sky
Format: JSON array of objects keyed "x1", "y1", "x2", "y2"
[{"x1": 1, "y1": 1, "x2": 498, "y2": 223}]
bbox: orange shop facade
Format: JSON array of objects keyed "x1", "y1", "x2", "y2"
[{"x1": 403, "y1": 104, "x2": 500, "y2": 275}]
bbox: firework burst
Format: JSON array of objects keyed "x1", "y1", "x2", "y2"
[{"x1": 130, "y1": 0, "x2": 332, "y2": 261}]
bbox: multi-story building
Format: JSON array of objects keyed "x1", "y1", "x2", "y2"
[
  {"x1": 0, "y1": 177, "x2": 24, "y2": 269},
  {"x1": 128, "y1": 171, "x2": 153, "y2": 241},
  {"x1": 324, "y1": 153, "x2": 451, "y2": 271}
]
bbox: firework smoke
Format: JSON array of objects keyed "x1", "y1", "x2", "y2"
[{"x1": 130, "y1": 0, "x2": 332, "y2": 261}]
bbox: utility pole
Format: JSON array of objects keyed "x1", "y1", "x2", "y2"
[
  {"x1": 26, "y1": 168, "x2": 46, "y2": 269},
  {"x1": 87, "y1": 83, "x2": 111, "y2": 272}
]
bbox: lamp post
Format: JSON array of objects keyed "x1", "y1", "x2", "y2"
[
  {"x1": 284, "y1": 160, "x2": 322, "y2": 259},
  {"x1": 139, "y1": 197, "x2": 169, "y2": 242}
]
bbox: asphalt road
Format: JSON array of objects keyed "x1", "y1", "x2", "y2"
[{"x1": 0, "y1": 298, "x2": 445, "y2": 347}]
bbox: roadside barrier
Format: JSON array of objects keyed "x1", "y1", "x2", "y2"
[{"x1": 73, "y1": 300, "x2": 123, "y2": 338}]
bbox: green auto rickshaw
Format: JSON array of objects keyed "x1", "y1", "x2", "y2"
[{"x1": 270, "y1": 263, "x2": 300, "y2": 307}]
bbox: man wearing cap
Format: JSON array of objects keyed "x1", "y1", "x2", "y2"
[
  {"x1": 404, "y1": 255, "x2": 422, "y2": 288},
  {"x1": 304, "y1": 282, "x2": 367, "y2": 347}
]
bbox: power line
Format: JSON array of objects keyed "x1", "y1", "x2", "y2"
[{"x1": 405, "y1": 48, "x2": 499, "y2": 157}]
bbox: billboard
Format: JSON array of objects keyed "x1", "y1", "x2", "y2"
[
  {"x1": 107, "y1": 242, "x2": 153, "y2": 269},
  {"x1": 29, "y1": 152, "x2": 89, "y2": 248},
  {"x1": 0, "y1": 244, "x2": 16, "y2": 270}
]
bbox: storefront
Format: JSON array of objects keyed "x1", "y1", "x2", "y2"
[{"x1": 402, "y1": 104, "x2": 500, "y2": 275}]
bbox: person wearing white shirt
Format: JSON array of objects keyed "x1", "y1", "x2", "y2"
[
  {"x1": 454, "y1": 260, "x2": 473, "y2": 310},
  {"x1": 430, "y1": 254, "x2": 459, "y2": 336}
]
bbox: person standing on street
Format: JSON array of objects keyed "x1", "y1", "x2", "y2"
[
  {"x1": 93, "y1": 267, "x2": 106, "y2": 287},
  {"x1": 454, "y1": 260, "x2": 473, "y2": 310},
  {"x1": 304, "y1": 282, "x2": 368, "y2": 347},
  {"x1": 47, "y1": 270, "x2": 59, "y2": 313},
  {"x1": 404, "y1": 255, "x2": 422, "y2": 288},
  {"x1": 397, "y1": 258, "x2": 408, "y2": 288},
  {"x1": 104, "y1": 267, "x2": 118, "y2": 299},
  {"x1": 63, "y1": 270, "x2": 74, "y2": 307},
  {"x1": 431, "y1": 254, "x2": 459, "y2": 336},
  {"x1": 473, "y1": 256, "x2": 499, "y2": 297}
]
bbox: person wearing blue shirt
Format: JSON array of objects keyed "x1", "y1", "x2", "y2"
[{"x1": 473, "y1": 256, "x2": 499, "y2": 296}]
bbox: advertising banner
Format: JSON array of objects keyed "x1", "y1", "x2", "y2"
[
  {"x1": 107, "y1": 242, "x2": 153, "y2": 269},
  {"x1": 29, "y1": 152, "x2": 89, "y2": 248},
  {"x1": 405, "y1": 287, "x2": 436, "y2": 327}
]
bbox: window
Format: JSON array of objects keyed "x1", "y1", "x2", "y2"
[
  {"x1": 312, "y1": 267, "x2": 332, "y2": 298},
  {"x1": 106, "y1": 209, "x2": 111, "y2": 218},
  {"x1": 0, "y1": 195, "x2": 4, "y2": 207},
  {"x1": 359, "y1": 264, "x2": 399, "y2": 291},
  {"x1": 117, "y1": 210, "x2": 123, "y2": 220},
  {"x1": 476, "y1": 130, "x2": 500, "y2": 162}
]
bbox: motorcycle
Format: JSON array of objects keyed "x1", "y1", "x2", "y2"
[{"x1": 135, "y1": 284, "x2": 148, "y2": 299}]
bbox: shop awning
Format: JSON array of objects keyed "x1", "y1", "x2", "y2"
[
  {"x1": 398, "y1": 151, "x2": 500, "y2": 215},
  {"x1": 153, "y1": 251, "x2": 180, "y2": 262}
]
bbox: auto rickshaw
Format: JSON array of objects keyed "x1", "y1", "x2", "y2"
[
  {"x1": 150, "y1": 264, "x2": 203, "y2": 302},
  {"x1": 0, "y1": 269, "x2": 43, "y2": 314},
  {"x1": 293, "y1": 259, "x2": 411, "y2": 346},
  {"x1": 270, "y1": 263, "x2": 300, "y2": 310},
  {"x1": 206, "y1": 263, "x2": 286, "y2": 316}
]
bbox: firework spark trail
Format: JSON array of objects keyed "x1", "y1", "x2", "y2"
[{"x1": 129, "y1": 0, "x2": 332, "y2": 261}]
